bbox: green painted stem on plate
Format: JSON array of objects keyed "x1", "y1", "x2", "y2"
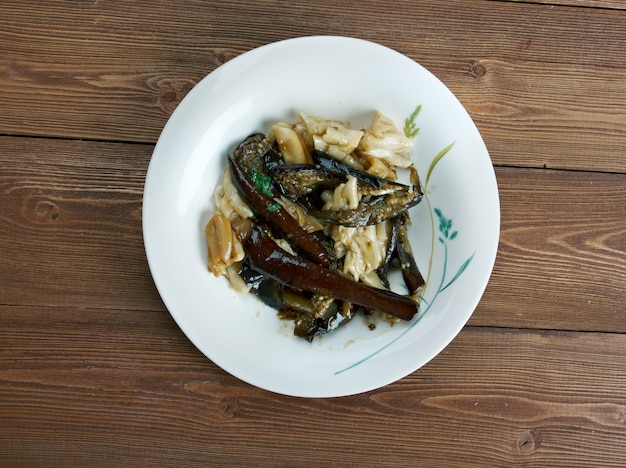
[
  {"x1": 334, "y1": 108, "x2": 472, "y2": 376},
  {"x1": 423, "y1": 189, "x2": 435, "y2": 298},
  {"x1": 334, "y1": 214, "x2": 475, "y2": 375}
]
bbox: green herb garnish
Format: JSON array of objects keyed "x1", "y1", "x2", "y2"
[
  {"x1": 250, "y1": 169, "x2": 281, "y2": 212},
  {"x1": 403, "y1": 104, "x2": 422, "y2": 139},
  {"x1": 250, "y1": 169, "x2": 274, "y2": 197}
]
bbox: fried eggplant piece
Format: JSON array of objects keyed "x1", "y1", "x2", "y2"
[
  {"x1": 243, "y1": 225, "x2": 419, "y2": 322},
  {"x1": 396, "y1": 213, "x2": 425, "y2": 295},
  {"x1": 238, "y1": 258, "x2": 283, "y2": 310},
  {"x1": 291, "y1": 299, "x2": 353, "y2": 342},
  {"x1": 228, "y1": 154, "x2": 334, "y2": 268},
  {"x1": 310, "y1": 189, "x2": 422, "y2": 227},
  {"x1": 376, "y1": 216, "x2": 401, "y2": 289},
  {"x1": 270, "y1": 164, "x2": 345, "y2": 200},
  {"x1": 313, "y1": 150, "x2": 412, "y2": 196},
  {"x1": 273, "y1": 151, "x2": 412, "y2": 199},
  {"x1": 299, "y1": 150, "x2": 423, "y2": 227},
  {"x1": 233, "y1": 133, "x2": 283, "y2": 175}
]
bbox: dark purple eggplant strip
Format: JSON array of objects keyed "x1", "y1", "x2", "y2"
[
  {"x1": 397, "y1": 214, "x2": 425, "y2": 295},
  {"x1": 243, "y1": 226, "x2": 419, "y2": 321},
  {"x1": 310, "y1": 191, "x2": 422, "y2": 227},
  {"x1": 376, "y1": 216, "x2": 401, "y2": 289},
  {"x1": 312, "y1": 150, "x2": 411, "y2": 192},
  {"x1": 228, "y1": 155, "x2": 333, "y2": 268}
]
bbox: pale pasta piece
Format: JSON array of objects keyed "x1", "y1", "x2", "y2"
[
  {"x1": 208, "y1": 168, "x2": 252, "y2": 282},
  {"x1": 206, "y1": 213, "x2": 235, "y2": 276},
  {"x1": 329, "y1": 222, "x2": 389, "y2": 282},
  {"x1": 361, "y1": 270, "x2": 385, "y2": 289},
  {"x1": 225, "y1": 263, "x2": 248, "y2": 293},
  {"x1": 299, "y1": 112, "x2": 366, "y2": 170},
  {"x1": 215, "y1": 167, "x2": 254, "y2": 221},
  {"x1": 276, "y1": 197, "x2": 325, "y2": 232},
  {"x1": 322, "y1": 175, "x2": 360, "y2": 211},
  {"x1": 364, "y1": 156, "x2": 398, "y2": 181},
  {"x1": 360, "y1": 111, "x2": 413, "y2": 168},
  {"x1": 322, "y1": 175, "x2": 390, "y2": 281},
  {"x1": 269, "y1": 123, "x2": 312, "y2": 164}
]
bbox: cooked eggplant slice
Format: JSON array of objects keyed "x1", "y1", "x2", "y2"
[
  {"x1": 238, "y1": 258, "x2": 283, "y2": 310},
  {"x1": 397, "y1": 213, "x2": 425, "y2": 295},
  {"x1": 270, "y1": 164, "x2": 345, "y2": 200},
  {"x1": 233, "y1": 133, "x2": 283, "y2": 175},
  {"x1": 228, "y1": 155, "x2": 335, "y2": 268},
  {"x1": 313, "y1": 150, "x2": 411, "y2": 196},
  {"x1": 292, "y1": 299, "x2": 353, "y2": 342},
  {"x1": 310, "y1": 189, "x2": 422, "y2": 227},
  {"x1": 376, "y1": 216, "x2": 401, "y2": 288},
  {"x1": 297, "y1": 150, "x2": 424, "y2": 226},
  {"x1": 272, "y1": 150, "x2": 416, "y2": 199},
  {"x1": 243, "y1": 225, "x2": 419, "y2": 322}
]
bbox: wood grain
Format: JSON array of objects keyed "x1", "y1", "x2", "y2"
[
  {"x1": 0, "y1": 136, "x2": 164, "y2": 312},
  {"x1": 2, "y1": 1, "x2": 626, "y2": 466},
  {"x1": 502, "y1": 0, "x2": 626, "y2": 9},
  {"x1": 471, "y1": 167, "x2": 626, "y2": 332},
  {"x1": 1, "y1": 308, "x2": 624, "y2": 466},
  {"x1": 1, "y1": 1, "x2": 625, "y2": 173}
]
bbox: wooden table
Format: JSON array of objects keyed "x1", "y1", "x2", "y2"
[{"x1": 2, "y1": 1, "x2": 625, "y2": 466}]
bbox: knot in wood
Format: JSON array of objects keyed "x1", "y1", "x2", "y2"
[
  {"x1": 219, "y1": 397, "x2": 241, "y2": 418},
  {"x1": 161, "y1": 90, "x2": 177, "y2": 103},
  {"x1": 157, "y1": 80, "x2": 194, "y2": 112},
  {"x1": 517, "y1": 429, "x2": 541, "y2": 454},
  {"x1": 470, "y1": 61, "x2": 486, "y2": 78},
  {"x1": 32, "y1": 198, "x2": 61, "y2": 223}
]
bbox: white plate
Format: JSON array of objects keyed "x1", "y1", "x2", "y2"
[{"x1": 143, "y1": 36, "x2": 499, "y2": 397}]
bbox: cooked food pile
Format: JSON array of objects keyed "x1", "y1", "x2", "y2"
[{"x1": 205, "y1": 112, "x2": 425, "y2": 341}]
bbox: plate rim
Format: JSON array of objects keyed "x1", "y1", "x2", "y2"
[{"x1": 142, "y1": 35, "x2": 500, "y2": 397}]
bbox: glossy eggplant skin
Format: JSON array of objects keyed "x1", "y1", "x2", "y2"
[
  {"x1": 376, "y1": 216, "x2": 401, "y2": 289},
  {"x1": 310, "y1": 190, "x2": 422, "y2": 227},
  {"x1": 396, "y1": 213, "x2": 425, "y2": 295},
  {"x1": 373, "y1": 214, "x2": 425, "y2": 295},
  {"x1": 238, "y1": 258, "x2": 283, "y2": 310},
  {"x1": 271, "y1": 151, "x2": 415, "y2": 201},
  {"x1": 291, "y1": 300, "x2": 353, "y2": 342},
  {"x1": 270, "y1": 164, "x2": 344, "y2": 200},
  {"x1": 233, "y1": 133, "x2": 283, "y2": 176},
  {"x1": 243, "y1": 225, "x2": 419, "y2": 322},
  {"x1": 276, "y1": 150, "x2": 424, "y2": 227},
  {"x1": 228, "y1": 155, "x2": 334, "y2": 268},
  {"x1": 313, "y1": 150, "x2": 411, "y2": 195}
]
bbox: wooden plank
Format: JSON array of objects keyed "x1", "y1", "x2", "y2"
[
  {"x1": 500, "y1": 0, "x2": 626, "y2": 10},
  {"x1": 1, "y1": 136, "x2": 624, "y2": 331},
  {"x1": 1, "y1": 1, "x2": 625, "y2": 172},
  {"x1": 471, "y1": 166, "x2": 626, "y2": 332},
  {"x1": 0, "y1": 136, "x2": 164, "y2": 312},
  {"x1": 456, "y1": 58, "x2": 626, "y2": 173},
  {"x1": 1, "y1": 310, "x2": 624, "y2": 466}
]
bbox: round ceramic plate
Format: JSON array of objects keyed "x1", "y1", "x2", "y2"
[{"x1": 143, "y1": 36, "x2": 499, "y2": 397}]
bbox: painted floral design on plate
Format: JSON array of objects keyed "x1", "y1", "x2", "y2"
[{"x1": 335, "y1": 107, "x2": 475, "y2": 374}]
